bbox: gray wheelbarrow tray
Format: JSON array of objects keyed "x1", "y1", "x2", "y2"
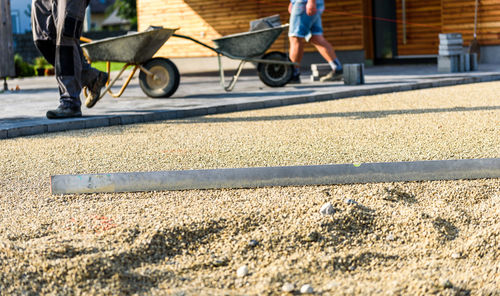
[
  {"x1": 173, "y1": 24, "x2": 296, "y2": 91},
  {"x1": 81, "y1": 27, "x2": 179, "y2": 99}
]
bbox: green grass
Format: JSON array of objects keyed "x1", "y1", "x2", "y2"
[{"x1": 91, "y1": 61, "x2": 129, "y2": 72}]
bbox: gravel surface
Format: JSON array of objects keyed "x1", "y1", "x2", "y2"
[{"x1": 0, "y1": 82, "x2": 499, "y2": 295}]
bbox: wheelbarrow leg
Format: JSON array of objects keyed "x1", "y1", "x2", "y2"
[
  {"x1": 218, "y1": 54, "x2": 246, "y2": 92},
  {"x1": 109, "y1": 65, "x2": 138, "y2": 98}
]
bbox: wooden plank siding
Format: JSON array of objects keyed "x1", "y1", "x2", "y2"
[
  {"x1": 137, "y1": 0, "x2": 500, "y2": 58},
  {"x1": 442, "y1": 0, "x2": 500, "y2": 46},
  {"x1": 395, "y1": 0, "x2": 500, "y2": 56},
  {"x1": 137, "y1": 0, "x2": 366, "y2": 58},
  {"x1": 395, "y1": 0, "x2": 442, "y2": 56}
]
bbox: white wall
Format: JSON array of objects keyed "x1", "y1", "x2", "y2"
[{"x1": 10, "y1": 0, "x2": 31, "y2": 33}]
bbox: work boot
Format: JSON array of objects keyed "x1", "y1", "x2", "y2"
[
  {"x1": 320, "y1": 69, "x2": 343, "y2": 82},
  {"x1": 84, "y1": 71, "x2": 109, "y2": 108},
  {"x1": 46, "y1": 103, "x2": 82, "y2": 119}
]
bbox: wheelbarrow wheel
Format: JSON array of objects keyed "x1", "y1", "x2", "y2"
[
  {"x1": 139, "y1": 58, "x2": 180, "y2": 98},
  {"x1": 257, "y1": 51, "x2": 293, "y2": 87}
]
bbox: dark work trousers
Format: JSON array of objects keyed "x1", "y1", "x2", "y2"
[{"x1": 32, "y1": 0, "x2": 99, "y2": 108}]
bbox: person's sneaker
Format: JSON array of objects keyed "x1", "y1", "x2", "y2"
[
  {"x1": 46, "y1": 104, "x2": 82, "y2": 119},
  {"x1": 289, "y1": 73, "x2": 301, "y2": 84},
  {"x1": 84, "y1": 71, "x2": 108, "y2": 108},
  {"x1": 319, "y1": 69, "x2": 343, "y2": 82}
]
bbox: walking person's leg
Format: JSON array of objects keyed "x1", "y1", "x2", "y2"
[
  {"x1": 289, "y1": 1, "x2": 343, "y2": 83},
  {"x1": 33, "y1": 0, "x2": 107, "y2": 119},
  {"x1": 308, "y1": 5, "x2": 343, "y2": 82},
  {"x1": 43, "y1": 0, "x2": 88, "y2": 119},
  {"x1": 32, "y1": 0, "x2": 57, "y2": 67},
  {"x1": 288, "y1": 1, "x2": 311, "y2": 83},
  {"x1": 81, "y1": 47, "x2": 109, "y2": 109},
  {"x1": 289, "y1": 36, "x2": 305, "y2": 83},
  {"x1": 310, "y1": 35, "x2": 343, "y2": 82}
]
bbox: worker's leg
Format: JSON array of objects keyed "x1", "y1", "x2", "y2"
[
  {"x1": 288, "y1": 2, "x2": 310, "y2": 82},
  {"x1": 54, "y1": 0, "x2": 87, "y2": 103},
  {"x1": 307, "y1": 9, "x2": 343, "y2": 82},
  {"x1": 289, "y1": 36, "x2": 305, "y2": 65},
  {"x1": 32, "y1": 0, "x2": 56, "y2": 65},
  {"x1": 309, "y1": 34, "x2": 337, "y2": 63},
  {"x1": 44, "y1": 0, "x2": 87, "y2": 118},
  {"x1": 80, "y1": 45, "x2": 109, "y2": 109}
]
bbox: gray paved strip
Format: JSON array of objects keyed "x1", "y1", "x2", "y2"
[{"x1": 51, "y1": 158, "x2": 500, "y2": 195}]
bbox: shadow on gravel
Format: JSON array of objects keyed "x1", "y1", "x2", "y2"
[
  {"x1": 432, "y1": 217, "x2": 459, "y2": 241},
  {"x1": 174, "y1": 105, "x2": 500, "y2": 123},
  {"x1": 9, "y1": 219, "x2": 229, "y2": 295},
  {"x1": 382, "y1": 186, "x2": 418, "y2": 204},
  {"x1": 181, "y1": 90, "x2": 314, "y2": 99},
  {"x1": 319, "y1": 204, "x2": 376, "y2": 241},
  {"x1": 327, "y1": 252, "x2": 399, "y2": 272},
  {"x1": 81, "y1": 219, "x2": 226, "y2": 291},
  {"x1": 289, "y1": 80, "x2": 418, "y2": 90}
]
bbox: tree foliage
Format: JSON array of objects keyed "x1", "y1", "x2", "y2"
[{"x1": 109, "y1": 0, "x2": 137, "y2": 27}]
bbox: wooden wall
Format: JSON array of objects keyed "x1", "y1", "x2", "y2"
[
  {"x1": 442, "y1": 0, "x2": 500, "y2": 46},
  {"x1": 395, "y1": 0, "x2": 442, "y2": 56},
  {"x1": 395, "y1": 0, "x2": 500, "y2": 56},
  {"x1": 138, "y1": 0, "x2": 500, "y2": 59},
  {"x1": 137, "y1": 0, "x2": 366, "y2": 58}
]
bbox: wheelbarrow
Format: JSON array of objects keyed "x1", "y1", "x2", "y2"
[
  {"x1": 81, "y1": 27, "x2": 180, "y2": 100},
  {"x1": 174, "y1": 24, "x2": 296, "y2": 91}
]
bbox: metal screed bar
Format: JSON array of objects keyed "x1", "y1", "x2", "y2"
[{"x1": 50, "y1": 158, "x2": 500, "y2": 195}]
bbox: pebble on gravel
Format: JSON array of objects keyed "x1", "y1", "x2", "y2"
[
  {"x1": 441, "y1": 279, "x2": 453, "y2": 289},
  {"x1": 237, "y1": 265, "x2": 249, "y2": 277},
  {"x1": 344, "y1": 198, "x2": 358, "y2": 205},
  {"x1": 282, "y1": 282, "x2": 295, "y2": 293},
  {"x1": 451, "y1": 253, "x2": 461, "y2": 259},
  {"x1": 248, "y1": 240, "x2": 259, "y2": 248},
  {"x1": 320, "y1": 202, "x2": 335, "y2": 215},
  {"x1": 300, "y1": 284, "x2": 314, "y2": 294}
]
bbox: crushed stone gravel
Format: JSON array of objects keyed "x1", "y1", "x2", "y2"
[{"x1": 0, "y1": 82, "x2": 499, "y2": 295}]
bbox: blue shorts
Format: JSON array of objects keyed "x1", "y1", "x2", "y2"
[{"x1": 288, "y1": 2, "x2": 325, "y2": 38}]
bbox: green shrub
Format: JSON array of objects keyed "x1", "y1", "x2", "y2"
[
  {"x1": 14, "y1": 54, "x2": 35, "y2": 77},
  {"x1": 34, "y1": 56, "x2": 50, "y2": 69}
]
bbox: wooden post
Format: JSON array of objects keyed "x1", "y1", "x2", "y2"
[{"x1": 0, "y1": 0, "x2": 15, "y2": 88}]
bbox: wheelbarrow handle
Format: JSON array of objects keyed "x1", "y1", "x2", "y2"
[
  {"x1": 80, "y1": 36, "x2": 93, "y2": 43},
  {"x1": 172, "y1": 33, "x2": 222, "y2": 54}
]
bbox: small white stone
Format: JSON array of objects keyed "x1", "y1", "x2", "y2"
[
  {"x1": 451, "y1": 253, "x2": 461, "y2": 259},
  {"x1": 300, "y1": 284, "x2": 314, "y2": 294},
  {"x1": 236, "y1": 265, "x2": 249, "y2": 277},
  {"x1": 320, "y1": 202, "x2": 335, "y2": 215},
  {"x1": 282, "y1": 282, "x2": 295, "y2": 292},
  {"x1": 386, "y1": 234, "x2": 395, "y2": 241}
]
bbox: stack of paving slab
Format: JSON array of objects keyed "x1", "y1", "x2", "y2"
[
  {"x1": 310, "y1": 64, "x2": 331, "y2": 82},
  {"x1": 343, "y1": 64, "x2": 365, "y2": 85},
  {"x1": 310, "y1": 63, "x2": 365, "y2": 85},
  {"x1": 438, "y1": 33, "x2": 477, "y2": 73}
]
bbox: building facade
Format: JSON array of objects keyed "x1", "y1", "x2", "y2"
[
  {"x1": 10, "y1": 0, "x2": 30, "y2": 34},
  {"x1": 137, "y1": 0, "x2": 500, "y2": 63}
]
